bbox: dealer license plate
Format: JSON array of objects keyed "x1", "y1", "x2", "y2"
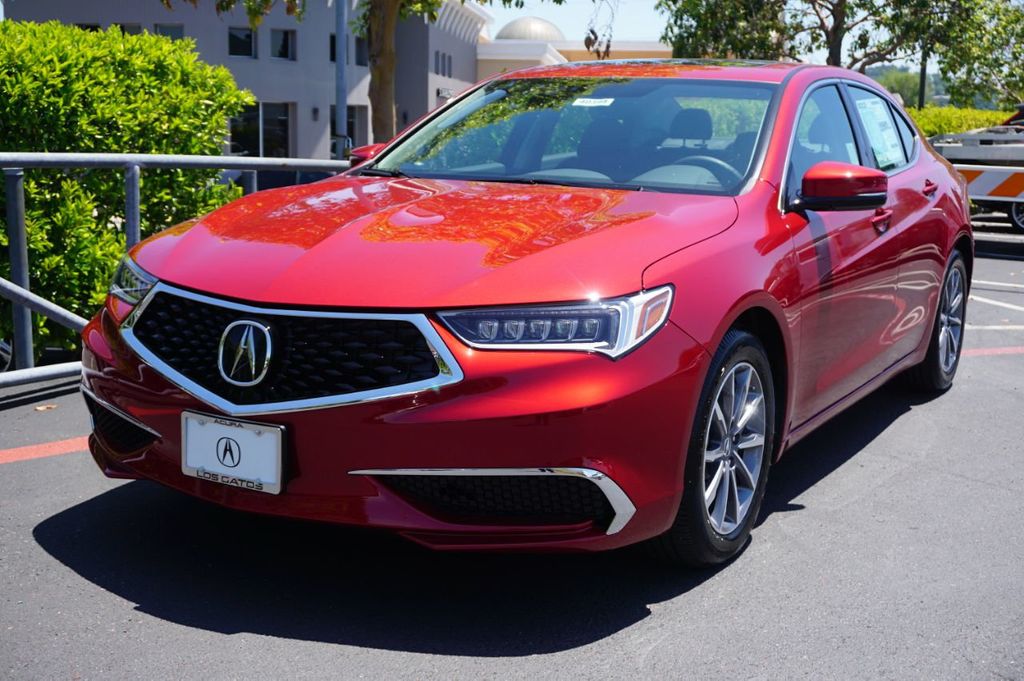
[{"x1": 181, "y1": 411, "x2": 284, "y2": 495}]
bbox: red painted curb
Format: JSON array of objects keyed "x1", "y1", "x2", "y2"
[
  {"x1": 962, "y1": 346, "x2": 1024, "y2": 357},
  {"x1": 0, "y1": 436, "x2": 90, "y2": 465}
]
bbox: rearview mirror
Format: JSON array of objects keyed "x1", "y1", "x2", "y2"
[
  {"x1": 349, "y1": 143, "x2": 387, "y2": 165},
  {"x1": 792, "y1": 161, "x2": 887, "y2": 212}
]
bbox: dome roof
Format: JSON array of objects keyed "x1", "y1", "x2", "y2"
[{"x1": 495, "y1": 16, "x2": 566, "y2": 42}]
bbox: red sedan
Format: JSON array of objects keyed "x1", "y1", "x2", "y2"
[{"x1": 81, "y1": 60, "x2": 972, "y2": 566}]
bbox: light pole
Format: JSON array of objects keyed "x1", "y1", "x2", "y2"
[{"x1": 334, "y1": 0, "x2": 350, "y2": 157}]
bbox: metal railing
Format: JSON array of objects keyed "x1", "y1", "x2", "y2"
[{"x1": 0, "y1": 152, "x2": 350, "y2": 388}]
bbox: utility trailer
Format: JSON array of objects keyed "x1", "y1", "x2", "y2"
[{"x1": 930, "y1": 116, "x2": 1024, "y2": 230}]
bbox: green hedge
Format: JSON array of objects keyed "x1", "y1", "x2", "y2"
[
  {"x1": 0, "y1": 21, "x2": 253, "y2": 355},
  {"x1": 906, "y1": 107, "x2": 1011, "y2": 137}
]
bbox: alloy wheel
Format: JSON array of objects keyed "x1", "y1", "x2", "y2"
[
  {"x1": 938, "y1": 266, "x2": 964, "y2": 373},
  {"x1": 702, "y1": 361, "x2": 767, "y2": 535}
]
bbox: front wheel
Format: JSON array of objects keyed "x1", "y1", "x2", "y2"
[{"x1": 651, "y1": 329, "x2": 775, "y2": 567}]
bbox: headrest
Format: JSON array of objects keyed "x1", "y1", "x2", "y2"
[{"x1": 669, "y1": 108, "x2": 712, "y2": 140}]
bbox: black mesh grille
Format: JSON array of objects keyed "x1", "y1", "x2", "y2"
[
  {"x1": 131, "y1": 292, "x2": 440, "y2": 405},
  {"x1": 84, "y1": 394, "x2": 158, "y2": 454},
  {"x1": 378, "y1": 475, "x2": 615, "y2": 527}
]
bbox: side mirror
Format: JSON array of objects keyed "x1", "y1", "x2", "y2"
[
  {"x1": 349, "y1": 143, "x2": 387, "y2": 165},
  {"x1": 792, "y1": 161, "x2": 887, "y2": 212}
]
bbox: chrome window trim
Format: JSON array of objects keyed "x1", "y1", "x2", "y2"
[
  {"x1": 349, "y1": 466, "x2": 637, "y2": 535},
  {"x1": 777, "y1": 77, "x2": 849, "y2": 214},
  {"x1": 119, "y1": 282, "x2": 465, "y2": 416},
  {"x1": 80, "y1": 383, "x2": 162, "y2": 439}
]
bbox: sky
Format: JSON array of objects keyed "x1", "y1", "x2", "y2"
[{"x1": 484, "y1": 0, "x2": 669, "y2": 43}]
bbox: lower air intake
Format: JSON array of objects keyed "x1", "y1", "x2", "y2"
[
  {"x1": 377, "y1": 474, "x2": 615, "y2": 528},
  {"x1": 84, "y1": 393, "x2": 158, "y2": 454}
]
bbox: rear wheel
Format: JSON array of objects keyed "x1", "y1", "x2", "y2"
[
  {"x1": 651, "y1": 329, "x2": 775, "y2": 567},
  {"x1": 904, "y1": 251, "x2": 967, "y2": 391}
]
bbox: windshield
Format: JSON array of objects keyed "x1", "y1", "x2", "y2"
[{"x1": 369, "y1": 77, "x2": 776, "y2": 195}]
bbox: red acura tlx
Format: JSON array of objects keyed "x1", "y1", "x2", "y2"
[{"x1": 81, "y1": 60, "x2": 972, "y2": 565}]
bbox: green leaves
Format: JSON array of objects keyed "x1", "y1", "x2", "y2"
[
  {"x1": 936, "y1": 0, "x2": 1024, "y2": 108},
  {"x1": 0, "y1": 21, "x2": 252, "y2": 354}
]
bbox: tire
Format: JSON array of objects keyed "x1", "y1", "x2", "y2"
[
  {"x1": 903, "y1": 250, "x2": 968, "y2": 392},
  {"x1": 651, "y1": 329, "x2": 775, "y2": 567},
  {"x1": 1009, "y1": 204, "x2": 1024, "y2": 232}
]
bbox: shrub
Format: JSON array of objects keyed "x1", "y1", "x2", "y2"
[
  {"x1": 0, "y1": 21, "x2": 253, "y2": 354},
  {"x1": 906, "y1": 106, "x2": 1011, "y2": 137}
]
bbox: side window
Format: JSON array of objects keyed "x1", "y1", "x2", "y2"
[
  {"x1": 890, "y1": 104, "x2": 917, "y2": 160},
  {"x1": 848, "y1": 87, "x2": 907, "y2": 171},
  {"x1": 788, "y1": 85, "x2": 859, "y2": 189}
]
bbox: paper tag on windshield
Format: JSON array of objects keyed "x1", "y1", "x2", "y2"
[{"x1": 572, "y1": 98, "x2": 614, "y2": 107}]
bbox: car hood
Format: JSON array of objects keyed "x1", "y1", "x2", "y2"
[{"x1": 134, "y1": 176, "x2": 738, "y2": 308}]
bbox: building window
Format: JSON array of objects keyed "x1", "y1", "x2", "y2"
[
  {"x1": 75, "y1": 24, "x2": 101, "y2": 31},
  {"x1": 446, "y1": 54, "x2": 452, "y2": 77},
  {"x1": 153, "y1": 24, "x2": 184, "y2": 40},
  {"x1": 229, "y1": 104, "x2": 260, "y2": 157},
  {"x1": 329, "y1": 33, "x2": 336, "y2": 62},
  {"x1": 270, "y1": 29, "x2": 296, "y2": 60},
  {"x1": 116, "y1": 24, "x2": 143, "y2": 35},
  {"x1": 434, "y1": 51, "x2": 440, "y2": 75},
  {"x1": 229, "y1": 102, "x2": 292, "y2": 157},
  {"x1": 229, "y1": 27, "x2": 257, "y2": 58},
  {"x1": 354, "y1": 36, "x2": 369, "y2": 66},
  {"x1": 261, "y1": 103, "x2": 291, "y2": 157}
]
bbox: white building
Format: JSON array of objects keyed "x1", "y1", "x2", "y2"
[{"x1": 2, "y1": 0, "x2": 489, "y2": 157}]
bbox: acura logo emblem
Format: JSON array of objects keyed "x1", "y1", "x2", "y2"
[
  {"x1": 216, "y1": 436, "x2": 241, "y2": 467},
  {"x1": 218, "y1": 320, "x2": 272, "y2": 386}
]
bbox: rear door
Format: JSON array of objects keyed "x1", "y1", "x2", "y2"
[
  {"x1": 783, "y1": 83, "x2": 905, "y2": 426},
  {"x1": 845, "y1": 85, "x2": 949, "y2": 359}
]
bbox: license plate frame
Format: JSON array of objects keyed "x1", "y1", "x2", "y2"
[{"x1": 180, "y1": 411, "x2": 285, "y2": 495}]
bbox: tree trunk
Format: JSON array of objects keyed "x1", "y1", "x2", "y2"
[
  {"x1": 826, "y1": 0, "x2": 847, "y2": 66},
  {"x1": 367, "y1": 0, "x2": 401, "y2": 143}
]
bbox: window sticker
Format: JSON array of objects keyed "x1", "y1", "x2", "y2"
[
  {"x1": 572, "y1": 98, "x2": 614, "y2": 107},
  {"x1": 855, "y1": 97, "x2": 904, "y2": 170}
]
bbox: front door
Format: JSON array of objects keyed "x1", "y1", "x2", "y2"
[{"x1": 784, "y1": 84, "x2": 906, "y2": 427}]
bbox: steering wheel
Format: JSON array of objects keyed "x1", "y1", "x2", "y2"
[{"x1": 671, "y1": 155, "x2": 743, "y2": 186}]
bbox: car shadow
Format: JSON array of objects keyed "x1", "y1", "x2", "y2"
[{"x1": 32, "y1": 382, "x2": 939, "y2": 655}]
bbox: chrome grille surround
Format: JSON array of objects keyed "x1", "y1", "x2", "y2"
[{"x1": 120, "y1": 282, "x2": 464, "y2": 416}]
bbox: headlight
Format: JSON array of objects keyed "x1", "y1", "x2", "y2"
[
  {"x1": 438, "y1": 286, "x2": 673, "y2": 358},
  {"x1": 109, "y1": 256, "x2": 157, "y2": 305}
]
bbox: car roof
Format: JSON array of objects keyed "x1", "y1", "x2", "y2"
[{"x1": 502, "y1": 59, "x2": 820, "y2": 84}]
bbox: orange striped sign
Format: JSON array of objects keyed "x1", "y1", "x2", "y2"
[{"x1": 956, "y1": 164, "x2": 1024, "y2": 202}]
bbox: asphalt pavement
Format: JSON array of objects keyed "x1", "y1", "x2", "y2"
[{"x1": 2, "y1": 229, "x2": 1023, "y2": 680}]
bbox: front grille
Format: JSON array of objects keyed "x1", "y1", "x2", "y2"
[
  {"x1": 131, "y1": 292, "x2": 440, "y2": 405},
  {"x1": 84, "y1": 393, "x2": 158, "y2": 453},
  {"x1": 377, "y1": 475, "x2": 615, "y2": 527}
]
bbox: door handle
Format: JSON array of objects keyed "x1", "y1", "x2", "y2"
[
  {"x1": 871, "y1": 208, "x2": 894, "y2": 234},
  {"x1": 923, "y1": 179, "x2": 939, "y2": 197}
]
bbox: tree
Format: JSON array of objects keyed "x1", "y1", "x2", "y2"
[
  {"x1": 0, "y1": 21, "x2": 252, "y2": 353},
  {"x1": 936, "y1": 0, "x2": 1024, "y2": 108},
  {"x1": 658, "y1": 0, "x2": 979, "y2": 74}
]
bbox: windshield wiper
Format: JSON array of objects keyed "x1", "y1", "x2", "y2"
[
  {"x1": 500, "y1": 176, "x2": 646, "y2": 192},
  {"x1": 357, "y1": 167, "x2": 410, "y2": 178}
]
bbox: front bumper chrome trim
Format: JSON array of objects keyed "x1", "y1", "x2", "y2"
[
  {"x1": 349, "y1": 467, "x2": 637, "y2": 535},
  {"x1": 80, "y1": 383, "x2": 162, "y2": 439},
  {"x1": 118, "y1": 282, "x2": 465, "y2": 416}
]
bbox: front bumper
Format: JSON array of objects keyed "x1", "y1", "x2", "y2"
[{"x1": 81, "y1": 296, "x2": 710, "y2": 551}]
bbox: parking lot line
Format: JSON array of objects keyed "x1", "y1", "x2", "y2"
[
  {"x1": 0, "y1": 436, "x2": 89, "y2": 465},
  {"x1": 973, "y1": 279, "x2": 1024, "y2": 290},
  {"x1": 966, "y1": 325, "x2": 1024, "y2": 330},
  {"x1": 969, "y1": 294, "x2": 1024, "y2": 313}
]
